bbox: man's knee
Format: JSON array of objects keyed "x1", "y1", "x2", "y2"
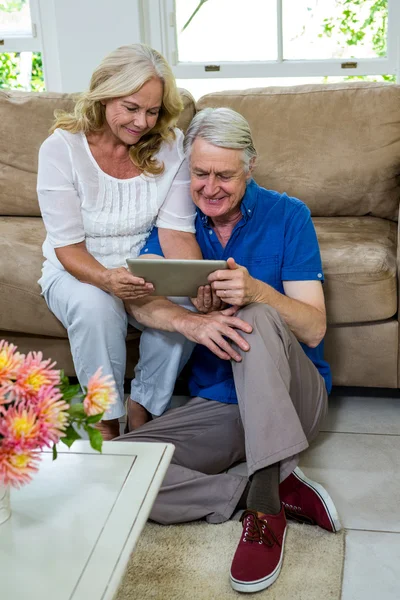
[
  {"x1": 235, "y1": 303, "x2": 290, "y2": 356},
  {"x1": 237, "y1": 303, "x2": 282, "y2": 328}
]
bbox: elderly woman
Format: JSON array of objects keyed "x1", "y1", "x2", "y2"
[{"x1": 37, "y1": 44, "x2": 201, "y2": 439}]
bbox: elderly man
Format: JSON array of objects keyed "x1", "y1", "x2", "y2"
[{"x1": 120, "y1": 108, "x2": 340, "y2": 594}]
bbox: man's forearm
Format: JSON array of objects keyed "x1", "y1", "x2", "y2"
[
  {"x1": 253, "y1": 281, "x2": 326, "y2": 348},
  {"x1": 126, "y1": 296, "x2": 253, "y2": 363},
  {"x1": 125, "y1": 296, "x2": 190, "y2": 332},
  {"x1": 159, "y1": 229, "x2": 202, "y2": 259}
]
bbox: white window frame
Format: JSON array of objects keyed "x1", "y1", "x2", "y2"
[
  {"x1": 142, "y1": 0, "x2": 400, "y2": 80},
  {"x1": 0, "y1": 0, "x2": 42, "y2": 52}
]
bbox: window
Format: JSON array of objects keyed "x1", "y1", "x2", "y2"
[
  {"x1": 0, "y1": 0, "x2": 41, "y2": 51},
  {"x1": 175, "y1": 0, "x2": 278, "y2": 63},
  {"x1": 0, "y1": 1, "x2": 44, "y2": 91},
  {"x1": 145, "y1": 0, "x2": 399, "y2": 80}
]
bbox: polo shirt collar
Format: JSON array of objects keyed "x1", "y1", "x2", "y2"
[{"x1": 197, "y1": 179, "x2": 258, "y2": 227}]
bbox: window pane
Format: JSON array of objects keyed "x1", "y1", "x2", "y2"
[
  {"x1": 283, "y1": 0, "x2": 388, "y2": 60},
  {"x1": 176, "y1": 0, "x2": 278, "y2": 62},
  {"x1": 0, "y1": 0, "x2": 32, "y2": 37},
  {"x1": 0, "y1": 52, "x2": 44, "y2": 91}
]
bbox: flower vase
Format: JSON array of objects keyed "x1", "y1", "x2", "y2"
[{"x1": 0, "y1": 482, "x2": 11, "y2": 525}]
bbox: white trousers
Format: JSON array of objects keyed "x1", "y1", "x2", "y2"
[{"x1": 40, "y1": 264, "x2": 195, "y2": 420}]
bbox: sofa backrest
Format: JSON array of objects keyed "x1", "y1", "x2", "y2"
[
  {"x1": 197, "y1": 83, "x2": 400, "y2": 221},
  {"x1": 0, "y1": 88, "x2": 196, "y2": 217},
  {"x1": 0, "y1": 90, "x2": 75, "y2": 216}
]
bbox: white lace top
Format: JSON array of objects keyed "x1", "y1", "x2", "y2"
[{"x1": 37, "y1": 128, "x2": 196, "y2": 271}]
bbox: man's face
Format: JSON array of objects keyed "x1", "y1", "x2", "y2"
[
  {"x1": 189, "y1": 138, "x2": 252, "y2": 221},
  {"x1": 103, "y1": 77, "x2": 163, "y2": 145}
]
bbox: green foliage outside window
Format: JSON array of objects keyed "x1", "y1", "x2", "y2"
[
  {"x1": 0, "y1": 52, "x2": 44, "y2": 91},
  {"x1": 0, "y1": 0, "x2": 26, "y2": 12},
  {"x1": 319, "y1": 0, "x2": 394, "y2": 82},
  {"x1": 31, "y1": 52, "x2": 45, "y2": 91}
]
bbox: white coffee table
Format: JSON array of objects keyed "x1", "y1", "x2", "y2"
[{"x1": 0, "y1": 440, "x2": 174, "y2": 600}]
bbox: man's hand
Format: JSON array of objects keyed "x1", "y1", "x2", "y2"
[
  {"x1": 191, "y1": 284, "x2": 227, "y2": 314},
  {"x1": 103, "y1": 267, "x2": 154, "y2": 300},
  {"x1": 208, "y1": 257, "x2": 261, "y2": 307},
  {"x1": 175, "y1": 306, "x2": 252, "y2": 361}
]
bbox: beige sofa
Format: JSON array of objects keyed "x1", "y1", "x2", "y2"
[{"x1": 1, "y1": 82, "x2": 399, "y2": 387}]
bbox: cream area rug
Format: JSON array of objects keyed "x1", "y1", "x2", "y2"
[{"x1": 115, "y1": 520, "x2": 345, "y2": 600}]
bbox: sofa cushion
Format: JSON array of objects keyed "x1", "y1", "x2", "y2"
[
  {"x1": 0, "y1": 90, "x2": 75, "y2": 217},
  {"x1": 2, "y1": 214, "x2": 394, "y2": 337},
  {"x1": 315, "y1": 216, "x2": 397, "y2": 325},
  {"x1": 0, "y1": 331, "x2": 141, "y2": 378},
  {"x1": 197, "y1": 83, "x2": 400, "y2": 221},
  {"x1": 0, "y1": 217, "x2": 154, "y2": 340},
  {"x1": 325, "y1": 319, "x2": 398, "y2": 388},
  {"x1": 0, "y1": 88, "x2": 196, "y2": 218},
  {"x1": 0, "y1": 216, "x2": 67, "y2": 337}
]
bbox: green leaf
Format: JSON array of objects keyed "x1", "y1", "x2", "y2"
[
  {"x1": 67, "y1": 403, "x2": 86, "y2": 419},
  {"x1": 86, "y1": 413, "x2": 104, "y2": 424},
  {"x1": 59, "y1": 370, "x2": 70, "y2": 388},
  {"x1": 52, "y1": 444, "x2": 58, "y2": 461},
  {"x1": 85, "y1": 426, "x2": 103, "y2": 453},
  {"x1": 62, "y1": 384, "x2": 83, "y2": 402},
  {"x1": 61, "y1": 424, "x2": 82, "y2": 448}
]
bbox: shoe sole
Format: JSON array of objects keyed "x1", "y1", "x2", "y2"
[
  {"x1": 293, "y1": 467, "x2": 342, "y2": 533},
  {"x1": 229, "y1": 527, "x2": 287, "y2": 593}
]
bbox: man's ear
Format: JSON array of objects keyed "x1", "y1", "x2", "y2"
[{"x1": 246, "y1": 156, "x2": 256, "y2": 179}]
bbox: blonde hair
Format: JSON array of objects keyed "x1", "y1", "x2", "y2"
[{"x1": 51, "y1": 44, "x2": 183, "y2": 175}]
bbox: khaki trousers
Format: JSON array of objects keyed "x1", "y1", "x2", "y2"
[{"x1": 117, "y1": 304, "x2": 328, "y2": 525}]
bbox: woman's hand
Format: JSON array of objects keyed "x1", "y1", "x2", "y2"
[
  {"x1": 191, "y1": 284, "x2": 227, "y2": 313},
  {"x1": 103, "y1": 267, "x2": 154, "y2": 300},
  {"x1": 208, "y1": 257, "x2": 261, "y2": 307}
]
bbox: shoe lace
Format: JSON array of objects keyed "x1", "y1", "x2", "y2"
[
  {"x1": 282, "y1": 502, "x2": 316, "y2": 526},
  {"x1": 240, "y1": 510, "x2": 281, "y2": 548}
]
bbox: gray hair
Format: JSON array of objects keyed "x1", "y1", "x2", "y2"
[{"x1": 183, "y1": 107, "x2": 257, "y2": 172}]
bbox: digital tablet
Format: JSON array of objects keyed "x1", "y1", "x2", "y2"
[{"x1": 126, "y1": 258, "x2": 228, "y2": 297}]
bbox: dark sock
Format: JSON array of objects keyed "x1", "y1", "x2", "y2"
[{"x1": 246, "y1": 462, "x2": 281, "y2": 515}]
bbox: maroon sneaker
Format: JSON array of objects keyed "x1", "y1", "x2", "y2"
[
  {"x1": 280, "y1": 467, "x2": 341, "y2": 533},
  {"x1": 230, "y1": 508, "x2": 287, "y2": 593}
]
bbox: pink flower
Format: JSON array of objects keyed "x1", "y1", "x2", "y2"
[
  {"x1": 6, "y1": 351, "x2": 60, "y2": 401},
  {"x1": 0, "y1": 386, "x2": 8, "y2": 405},
  {"x1": 83, "y1": 368, "x2": 117, "y2": 416},
  {"x1": 0, "y1": 403, "x2": 41, "y2": 452},
  {"x1": 36, "y1": 386, "x2": 70, "y2": 446},
  {"x1": 0, "y1": 447, "x2": 41, "y2": 488},
  {"x1": 0, "y1": 340, "x2": 24, "y2": 391}
]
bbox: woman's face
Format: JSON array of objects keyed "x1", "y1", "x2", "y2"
[{"x1": 103, "y1": 77, "x2": 163, "y2": 145}]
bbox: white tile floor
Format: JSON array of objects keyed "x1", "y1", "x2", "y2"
[{"x1": 302, "y1": 387, "x2": 400, "y2": 600}]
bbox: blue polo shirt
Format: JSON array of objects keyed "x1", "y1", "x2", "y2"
[{"x1": 141, "y1": 179, "x2": 332, "y2": 401}]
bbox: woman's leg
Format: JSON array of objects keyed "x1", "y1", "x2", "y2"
[
  {"x1": 43, "y1": 269, "x2": 128, "y2": 432},
  {"x1": 127, "y1": 297, "x2": 196, "y2": 429}
]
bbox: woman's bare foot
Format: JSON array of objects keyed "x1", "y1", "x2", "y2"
[
  {"x1": 127, "y1": 399, "x2": 151, "y2": 431},
  {"x1": 94, "y1": 418, "x2": 120, "y2": 440}
]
